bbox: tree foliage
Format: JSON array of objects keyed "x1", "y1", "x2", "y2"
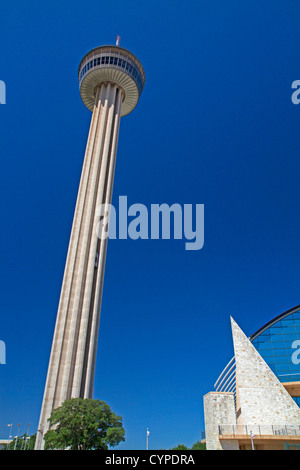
[
  {"x1": 171, "y1": 444, "x2": 188, "y2": 450},
  {"x1": 43, "y1": 398, "x2": 125, "y2": 450},
  {"x1": 2, "y1": 433, "x2": 36, "y2": 450},
  {"x1": 171, "y1": 441, "x2": 206, "y2": 450},
  {"x1": 191, "y1": 440, "x2": 206, "y2": 450}
]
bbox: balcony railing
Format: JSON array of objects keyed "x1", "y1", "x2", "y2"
[{"x1": 218, "y1": 424, "x2": 300, "y2": 437}]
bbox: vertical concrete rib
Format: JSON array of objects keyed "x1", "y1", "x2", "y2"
[
  {"x1": 35, "y1": 83, "x2": 119, "y2": 448},
  {"x1": 34, "y1": 86, "x2": 103, "y2": 450},
  {"x1": 71, "y1": 84, "x2": 119, "y2": 396},
  {"x1": 53, "y1": 85, "x2": 106, "y2": 407},
  {"x1": 54, "y1": 83, "x2": 111, "y2": 406},
  {"x1": 83, "y1": 88, "x2": 122, "y2": 398},
  {"x1": 42, "y1": 85, "x2": 101, "y2": 405}
]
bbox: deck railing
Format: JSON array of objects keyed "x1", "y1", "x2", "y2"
[{"x1": 218, "y1": 424, "x2": 300, "y2": 437}]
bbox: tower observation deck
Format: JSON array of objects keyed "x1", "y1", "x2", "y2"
[
  {"x1": 35, "y1": 42, "x2": 145, "y2": 450},
  {"x1": 79, "y1": 45, "x2": 145, "y2": 115}
]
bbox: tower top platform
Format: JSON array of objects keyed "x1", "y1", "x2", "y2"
[{"x1": 78, "y1": 45, "x2": 145, "y2": 116}]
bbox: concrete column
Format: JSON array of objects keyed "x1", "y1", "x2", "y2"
[
  {"x1": 54, "y1": 84, "x2": 113, "y2": 405},
  {"x1": 83, "y1": 88, "x2": 121, "y2": 399},
  {"x1": 37, "y1": 86, "x2": 102, "y2": 440},
  {"x1": 72, "y1": 85, "x2": 121, "y2": 397},
  {"x1": 35, "y1": 83, "x2": 122, "y2": 449}
]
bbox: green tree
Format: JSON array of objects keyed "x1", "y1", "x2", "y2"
[
  {"x1": 2, "y1": 433, "x2": 36, "y2": 450},
  {"x1": 191, "y1": 440, "x2": 206, "y2": 450},
  {"x1": 170, "y1": 441, "x2": 206, "y2": 451},
  {"x1": 171, "y1": 444, "x2": 188, "y2": 450},
  {"x1": 43, "y1": 398, "x2": 125, "y2": 450}
]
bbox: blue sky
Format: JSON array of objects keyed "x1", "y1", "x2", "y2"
[{"x1": 0, "y1": 0, "x2": 300, "y2": 450}]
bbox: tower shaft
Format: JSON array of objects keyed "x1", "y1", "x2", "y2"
[{"x1": 35, "y1": 83, "x2": 121, "y2": 449}]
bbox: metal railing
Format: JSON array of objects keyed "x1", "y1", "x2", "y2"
[{"x1": 218, "y1": 424, "x2": 300, "y2": 437}]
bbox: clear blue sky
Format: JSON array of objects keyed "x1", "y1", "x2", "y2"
[{"x1": 0, "y1": 0, "x2": 300, "y2": 450}]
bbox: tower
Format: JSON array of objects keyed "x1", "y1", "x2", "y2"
[{"x1": 35, "y1": 41, "x2": 145, "y2": 450}]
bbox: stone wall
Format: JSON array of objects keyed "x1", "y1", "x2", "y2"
[
  {"x1": 231, "y1": 317, "x2": 300, "y2": 427},
  {"x1": 203, "y1": 392, "x2": 239, "y2": 450}
]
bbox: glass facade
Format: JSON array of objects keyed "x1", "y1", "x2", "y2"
[
  {"x1": 214, "y1": 306, "x2": 300, "y2": 408},
  {"x1": 294, "y1": 397, "x2": 300, "y2": 407},
  {"x1": 251, "y1": 307, "x2": 300, "y2": 407},
  {"x1": 251, "y1": 308, "x2": 300, "y2": 384}
]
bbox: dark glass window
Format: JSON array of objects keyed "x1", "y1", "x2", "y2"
[
  {"x1": 252, "y1": 308, "x2": 300, "y2": 389},
  {"x1": 293, "y1": 397, "x2": 300, "y2": 406}
]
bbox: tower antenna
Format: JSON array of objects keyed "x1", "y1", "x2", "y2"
[{"x1": 116, "y1": 35, "x2": 121, "y2": 46}]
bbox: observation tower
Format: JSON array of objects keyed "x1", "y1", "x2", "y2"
[{"x1": 35, "y1": 39, "x2": 145, "y2": 449}]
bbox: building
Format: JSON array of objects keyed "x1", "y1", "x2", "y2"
[
  {"x1": 0, "y1": 440, "x2": 12, "y2": 450},
  {"x1": 203, "y1": 305, "x2": 300, "y2": 450},
  {"x1": 35, "y1": 41, "x2": 145, "y2": 450}
]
